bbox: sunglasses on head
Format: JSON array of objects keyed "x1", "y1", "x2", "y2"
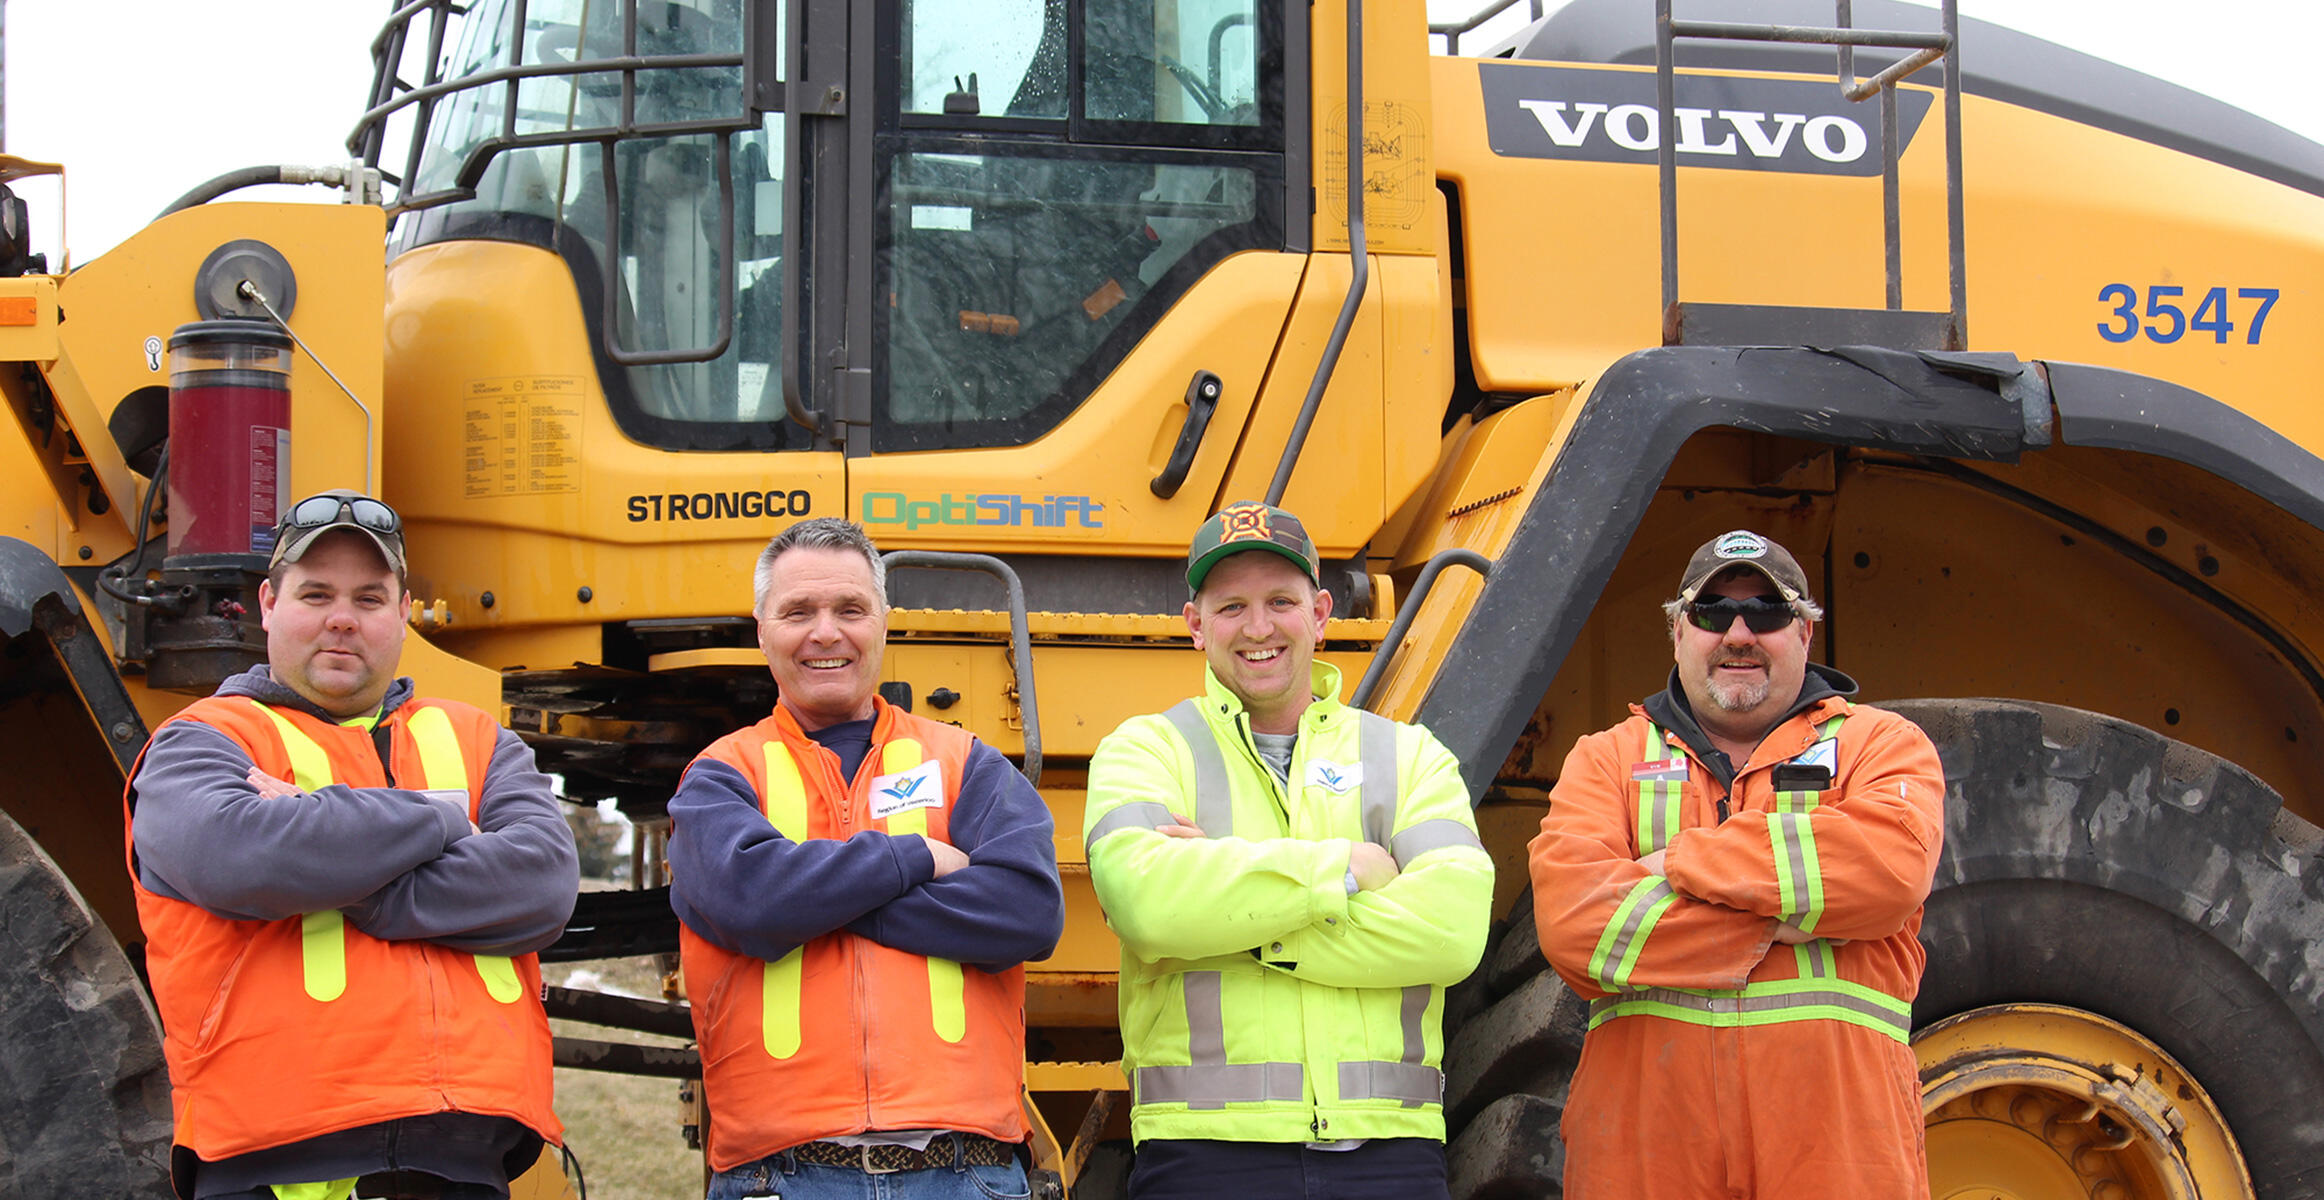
[
  {"x1": 283, "y1": 494, "x2": 399, "y2": 535},
  {"x1": 1685, "y1": 594, "x2": 1798, "y2": 635}
]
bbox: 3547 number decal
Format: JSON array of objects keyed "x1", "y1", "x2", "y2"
[{"x1": 2098, "y1": 284, "x2": 2278, "y2": 345}]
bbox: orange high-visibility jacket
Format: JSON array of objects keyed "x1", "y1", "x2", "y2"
[
  {"x1": 1531, "y1": 696, "x2": 1944, "y2": 1199},
  {"x1": 126, "y1": 695, "x2": 559, "y2": 1163},
  {"x1": 678, "y1": 704, "x2": 1031, "y2": 1171}
]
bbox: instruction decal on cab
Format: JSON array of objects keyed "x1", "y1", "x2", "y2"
[{"x1": 1479, "y1": 62, "x2": 1931, "y2": 175}]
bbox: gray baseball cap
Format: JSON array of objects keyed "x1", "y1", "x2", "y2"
[{"x1": 269, "y1": 490, "x2": 407, "y2": 579}]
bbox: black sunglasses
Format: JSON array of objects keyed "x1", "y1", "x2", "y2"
[
  {"x1": 1686, "y1": 594, "x2": 1798, "y2": 635},
  {"x1": 282, "y1": 494, "x2": 399, "y2": 536}
]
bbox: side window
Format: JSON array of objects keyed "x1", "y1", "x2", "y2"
[
  {"x1": 1086, "y1": 0, "x2": 1261, "y2": 126},
  {"x1": 903, "y1": 0, "x2": 1063, "y2": 118},
  {"x1": 876, "y1": 0, "x2": 1285, "y2": 451}
]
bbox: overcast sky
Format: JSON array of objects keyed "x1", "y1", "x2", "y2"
[{"x1": 9, "y1": 0, "x2": 2323, "y2": 265}]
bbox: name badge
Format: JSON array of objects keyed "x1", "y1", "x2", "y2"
[
  {"x1": 1306, "y1": 760, "x2": 1363, "y2": 794},
  {"x1": 1631, "y1": 757, "x2": 1688, "y2": 781},
  {"x1": 422, "y1": 788, "x2": 471, "y2": 818},
  {"x1": 869, "y1": 759, "x2": 945, "y2": 818}
]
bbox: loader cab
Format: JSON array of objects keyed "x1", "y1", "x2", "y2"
[{"x1": 358, "y1": 0, "x2": 1294, "y2": 457}]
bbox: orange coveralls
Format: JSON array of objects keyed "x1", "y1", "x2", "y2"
[{"x1": 1531, "y1": 695, "x2": 1944, "y2": 1199}]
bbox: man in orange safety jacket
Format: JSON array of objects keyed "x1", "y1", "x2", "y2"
[
  {"x1": 1531, "y1": 529, "x2": 1944, "y2": 1198},
  {"x1": 126, "y1": 491, "x2": 577, "y2": 1200},
  {"x1": 668, "y1": 517, "x2": 1064, "y2": 1200}
]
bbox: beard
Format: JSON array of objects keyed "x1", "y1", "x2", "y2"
[
  {"x1": 1703, "y1": 675, "x2": 1770, "y2": 712},
  {"x1": 1700, "y1": 652, "x2": 1772, "y2": 713}
]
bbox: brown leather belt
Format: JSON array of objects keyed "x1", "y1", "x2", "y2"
[{"x1": 789, "y1": 1134, "x2": 1017, "y2": 1173}]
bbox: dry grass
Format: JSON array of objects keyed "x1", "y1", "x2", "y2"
[{"x1": 547, "y1": 955, "x2": 705, "y2": 1200}]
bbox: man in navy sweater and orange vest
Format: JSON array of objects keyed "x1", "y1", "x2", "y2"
[
  {"x1": 668, "y1": 517, "x2": 1065, "y2": 1200},
  {"x1": 126, "y1": 490, "x2": 578, "y2": 1200}
]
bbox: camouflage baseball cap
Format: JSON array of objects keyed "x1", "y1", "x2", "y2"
[
  {"x1": 1676, "y1": 529, "x2": 1812, "y2": 604},
  {"x1": 1186, "y1": 501, "x2": 1321, "y2": 593}
]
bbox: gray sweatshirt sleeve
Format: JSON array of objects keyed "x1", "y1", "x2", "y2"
[
  {"x1": 131, "y1": 720, "x2": 473, "y2": 921},
  {"x1": 339, "y1": 728, "x2": 581, "y2": 955}
]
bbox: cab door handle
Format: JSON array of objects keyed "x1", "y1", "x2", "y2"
[{"x1": 1150, "y1": 370, "x2": 1223, "y2": 499}]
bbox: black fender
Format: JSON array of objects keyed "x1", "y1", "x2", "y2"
[
  {"x1": 1414, "y1": 345, "x2": 2324, "y2": 795},
  {"x1": 0, "y1": 536, "x2": 148, "y2": 776}
]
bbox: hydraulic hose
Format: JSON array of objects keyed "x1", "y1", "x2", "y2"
[{"x1": 157, "y1": 165, "x2": 367, "y2": 218}]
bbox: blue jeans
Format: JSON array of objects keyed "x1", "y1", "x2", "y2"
[
  {"x1": 707, "y1": 1150, "x2": 1029, "y2": 1200},
  {"x1": 1127, "y1": 1139, "x2": 1447, "y2": 1200}
]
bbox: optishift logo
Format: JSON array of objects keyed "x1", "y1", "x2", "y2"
[{"x1": 860, "y1": 492, "x2": 1104, "y2": 531}]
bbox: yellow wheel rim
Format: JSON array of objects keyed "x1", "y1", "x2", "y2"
[{"x1": 1916, "y1": 1004, "x2": 2252, "y2": 1200}]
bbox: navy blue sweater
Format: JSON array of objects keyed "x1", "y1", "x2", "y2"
[{"x1": 668, "y1": 716, "x2": 1064, "y2": 973}]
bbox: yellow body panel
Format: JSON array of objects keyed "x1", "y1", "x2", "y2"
[{"x1": 380, "y1": 239, "x2": 845, "y2": 633}]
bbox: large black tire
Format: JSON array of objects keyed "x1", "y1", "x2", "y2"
[
  {"x1": 1442, "y1": 698, "x2": 2324, "y2": 1200},
  {"x1": 0, "y1": 808, "x2": 172, "y2": 1195}
]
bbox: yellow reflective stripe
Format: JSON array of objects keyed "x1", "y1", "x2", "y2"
[
  {"x1": 879, "y1": 738, "x2": 967, "y2": 1044},
  {"x1": 402, "y1": 706, "x2": 521, "y2": 1002},
  {"x1": 1634, "y1": 724, "x2": 1684, "y2": 853},
  {"x1": 1770, "y1": 812, "x2": 1824, "y2": 934},
  {"x1": 1587, "y1": 976, "x2": 1911, "y2": 1043},
  {"x1": 760, "y1": 741, "x2": 808, "y2": 1058},
  {"x1": 257, "y1": 705, "x2": 334, "y2": 792},
  {"x1": 260, "y1": 707, "x2": 349, "y2": 1002},
  {"x1": 1587, "y1": 876, "x2": 1676, "y2": 990},
  {"x1": 299, "y1": 911, "x2": 348, "y2": 1002},
  {"x1": 271, "y1": 1180, "x2": 358, "y2": 1200},
  {"x1": 405, "y1": 705, "x2": 470, "y2": 792}
]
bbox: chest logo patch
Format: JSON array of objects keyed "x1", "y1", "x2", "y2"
[
  {"x1": 1306, "y1": 760, "x2": 1363, "y2": 794},
  {"x1": 1790, "y1": 738, "x2": 1840, "y2": 773},
  {"x1": 869, "y1": 759, "x2": 945, "y2": 819}
]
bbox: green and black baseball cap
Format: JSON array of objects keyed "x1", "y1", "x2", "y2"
[{"x1": 1186, "y1": 501, "x2": 1321, "y2": 593}]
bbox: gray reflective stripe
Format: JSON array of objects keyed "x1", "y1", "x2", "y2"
[
  {"x1": 1336, "y1": 1060, "x2": 1444, "y2": 1105},
  {"x1": 1085, "y1": 801, "x2": 1173, "y2": 855},
  {"x1": 1137, "y1": 1062, "x2": 1306, "y2": 1107},
  {"x1": 1389, "y1": 818, "x2": 1481, "y2": 865},
  {"x1": 1400, "y1": 984, "x2": 1430, "y2": 1063},
  {"x1": 1598, "y1": 878, "x2": 1675, "y2": 983},
  {"x1": 1793, "y1": 939, "x2": 1835, "y2": 979},
  {"x1": 1356, "y1": 711, "x2": 1400, "y2": 847},
  {"x1": 1139, "y1": 969, "x2": 1304, "y2": 1109},
  {"x1": 1164, "y1": 700, "x2": 1234, "y2": 837},
  {"x1": 1184, "y1": 970, "x2": 1227, "y2": 1064},
  {"x1": 1587, "y1": 985, "x2": 1911, "y2": 1041},
  {"x1": 1636, "y1": 723, "x2": 1683, "y2": 854},
  {"x1": 1773, "y1": 811, "x2": 1814, "y2": 920},
  {"x1": 1332, "y1": 984, "x2": 1443, "y2": 1108}
]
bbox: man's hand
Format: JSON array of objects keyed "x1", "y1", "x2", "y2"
[
  {"x1": 925, "y1": 837, "x2": 970, "y2": 878},
  {"x1": 1349, "y1": 841, "x2": 1400, "y2": 892},
  {"x1": 1637, "y1": 848, "x2": 1668, "y2": 876},
  {"x1": 1156, "y1": 813, "x2": 1205, "y2": 839},
  {"x1": 247, "y1": 767, "x2": 300, "y2": 800},
  {"x1": 1771, "y1": 919, "x2": 1843, "y2": 945}
]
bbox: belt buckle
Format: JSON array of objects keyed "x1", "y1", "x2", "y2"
[{"x1": 861, "y1": 1144, "x2": 904, "y2": 1175}]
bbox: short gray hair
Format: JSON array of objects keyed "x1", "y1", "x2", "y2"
[{"x1": 753, "y1": 518, "x2": 887, "y2": 614}]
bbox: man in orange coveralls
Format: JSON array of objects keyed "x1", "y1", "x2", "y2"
[{"x1": 1530, "y1": 529, "x2": 1944, "y2": 1198}]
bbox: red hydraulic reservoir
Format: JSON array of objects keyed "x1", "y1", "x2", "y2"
[{"x1": 166, "y1": 320, "x2": 292, "y2": 562}]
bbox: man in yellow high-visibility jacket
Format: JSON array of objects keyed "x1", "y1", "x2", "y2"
[{"x1": 1085, "y1": 501, "x2": 1494, "y2": 1200}]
